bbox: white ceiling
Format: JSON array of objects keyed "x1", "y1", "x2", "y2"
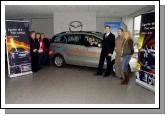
[{"x1": 5, "y1": 5, "x2": 154, "y2": 18}]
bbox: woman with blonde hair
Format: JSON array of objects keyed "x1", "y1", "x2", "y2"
[{"x1": 121, "y1": 31, "x2": 134, "y2": 84}]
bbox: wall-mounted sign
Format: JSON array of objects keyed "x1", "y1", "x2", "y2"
[{"x1": 68, "y1": 21, "x2": 83, "y2": 32}]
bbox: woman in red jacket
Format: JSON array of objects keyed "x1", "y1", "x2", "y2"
[{"x1": 38, "y1": 33, "x2": 46, "y2": 65}]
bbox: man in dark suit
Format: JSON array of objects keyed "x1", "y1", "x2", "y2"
[{"x1": 96, "y1": 25, "x2": 115, "y2": 77}]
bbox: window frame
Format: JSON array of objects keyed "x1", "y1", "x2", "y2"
[{"x1": 81, "y1": 33, "x2": 102, "y2": 47}]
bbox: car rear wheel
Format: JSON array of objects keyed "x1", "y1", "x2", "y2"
[{"x1": 53, "y1": 55, "x2": 65, "y2": 67}]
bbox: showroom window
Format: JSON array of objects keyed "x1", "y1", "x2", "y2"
[
  {"x1": 133, "y1": 15, "x2": 141, "y2": 52},
  {"x1": 133, "y1": 15, "x2": 141, "y2": 53}
]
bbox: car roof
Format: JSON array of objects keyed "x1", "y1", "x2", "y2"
[
  {"x1": 59, "y1": 31, "x2": 103, "y2": 34},
  {"x1": 58, "y1": 31, "x2": 103, "y2": 34},
  {"x1": 52, "y1": 31, "x2": 103, "y2": 39}
]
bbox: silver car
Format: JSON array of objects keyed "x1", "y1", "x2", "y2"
[{"x1": 49, "y1": 31, "x2": 137, "y2": 72}]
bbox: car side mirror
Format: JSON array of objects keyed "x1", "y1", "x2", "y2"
[{"x1": 98, "y1": 43, "x2": 102, "y2": 48}]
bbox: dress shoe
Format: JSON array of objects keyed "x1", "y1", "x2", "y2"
[
  {"x1": 95, "y1": 71, "x2": 103, "y2": 75},
  {"x1": 103, "y1": 73, "x2": 110, "y2": 77},
  {"x1": 121, "y1": 80, "x2": 129, "y2": 85},
  {"x1": 95, "y1": 73, "x2": 102, "y2": 76},
  {"x1": 121, "y1": 72, "x2": 129, "y2": 85},
  {"x1": 111, "y1": 71, "x2": 116, "y2": 77},
  {"x1": 119, "y1": 77, "x2": 124, "y2": 80}
]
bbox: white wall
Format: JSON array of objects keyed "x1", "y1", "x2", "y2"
[
  {"x1": 6, "y1": 6, "x2": 154, "y2": 39},
  {"x1": 53, "y1": 12, "x2": 96, "y2": 34},
  {"x1": 30, "y1": 18, "x2": 53, "y2": 38}
]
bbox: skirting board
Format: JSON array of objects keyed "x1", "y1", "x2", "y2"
[{"x1": 136, "y1": 79, "x2": 155, "y2": 92}]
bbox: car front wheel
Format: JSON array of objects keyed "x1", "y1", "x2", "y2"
[{"x1": 53, "y1": 55, "x2": 65, "y2": 67}]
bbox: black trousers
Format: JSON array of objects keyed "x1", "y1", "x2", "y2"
[
  {"x1": 97, "y1": 52, "x2": 112, "y2": 74},
  {"x1": 45, "y1": 51, "x2": 50, "y2": 64},
  {"x1": 31, "y1": 52, "x2": 39, "y2": 72}
]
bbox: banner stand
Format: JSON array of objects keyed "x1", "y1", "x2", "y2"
[
  {"x1": 136, "y1": 12, "x2": 155, "y2": 92},
  {"x1": 6, "y1": 20, "x2": 32, "y2": 78},
  {"x1": 8, "y1": 71, "x2": 32, "y2": 78},
  {"x1": 136, "y1": 79, "x2": 155, "y2": 92}
]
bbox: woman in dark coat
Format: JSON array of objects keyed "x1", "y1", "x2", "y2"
[
  {"x1": 29, "y1": 31, "x2": 40, "y2": 72},
  {"x1": 41, "y1": 33, "x2": 50, "y2": 65}
]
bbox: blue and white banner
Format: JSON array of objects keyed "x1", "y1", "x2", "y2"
[{"x1": 104, "y1": 21, "x2": 126, "y2": 36}]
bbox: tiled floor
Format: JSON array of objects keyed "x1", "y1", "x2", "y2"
[{"x1": 5, "y1": 64, "x2": 155, "y2": 104}]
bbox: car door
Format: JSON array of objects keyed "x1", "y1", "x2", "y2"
[{"x1": 64, "y1": 34, "x2": 87, "y2": 65}]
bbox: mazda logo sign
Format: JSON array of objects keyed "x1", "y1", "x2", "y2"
[{"x1": 68, "y1": 21, "x2": 83, "y2": 32}]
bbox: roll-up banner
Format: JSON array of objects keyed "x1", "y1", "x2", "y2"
[
  {"x1": 5, "y1": 20, "x2": 32, "y2": 78},
  {"x1": 136, "y1": 12, "x2": 155, "y2": 92}
]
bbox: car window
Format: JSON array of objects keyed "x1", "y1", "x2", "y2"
[
  {"x1": 66, "y1": 34, "x2": 83, "y2": 45},
  {"x1": 54, "y1": 35, "x2": 66, "y2": 43},
  {"x1": 50, "y1": 35, "x2": 57, "y2": 43},
  {"x1": 93, "y1": 36, "x2": 102, "y2": 43},
  {"x1": 83, "y1": 34, "x2": 102, "y2": 47},
  {"x1": 59, "y1": 36, "x2": 66, "y2": 43}
]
